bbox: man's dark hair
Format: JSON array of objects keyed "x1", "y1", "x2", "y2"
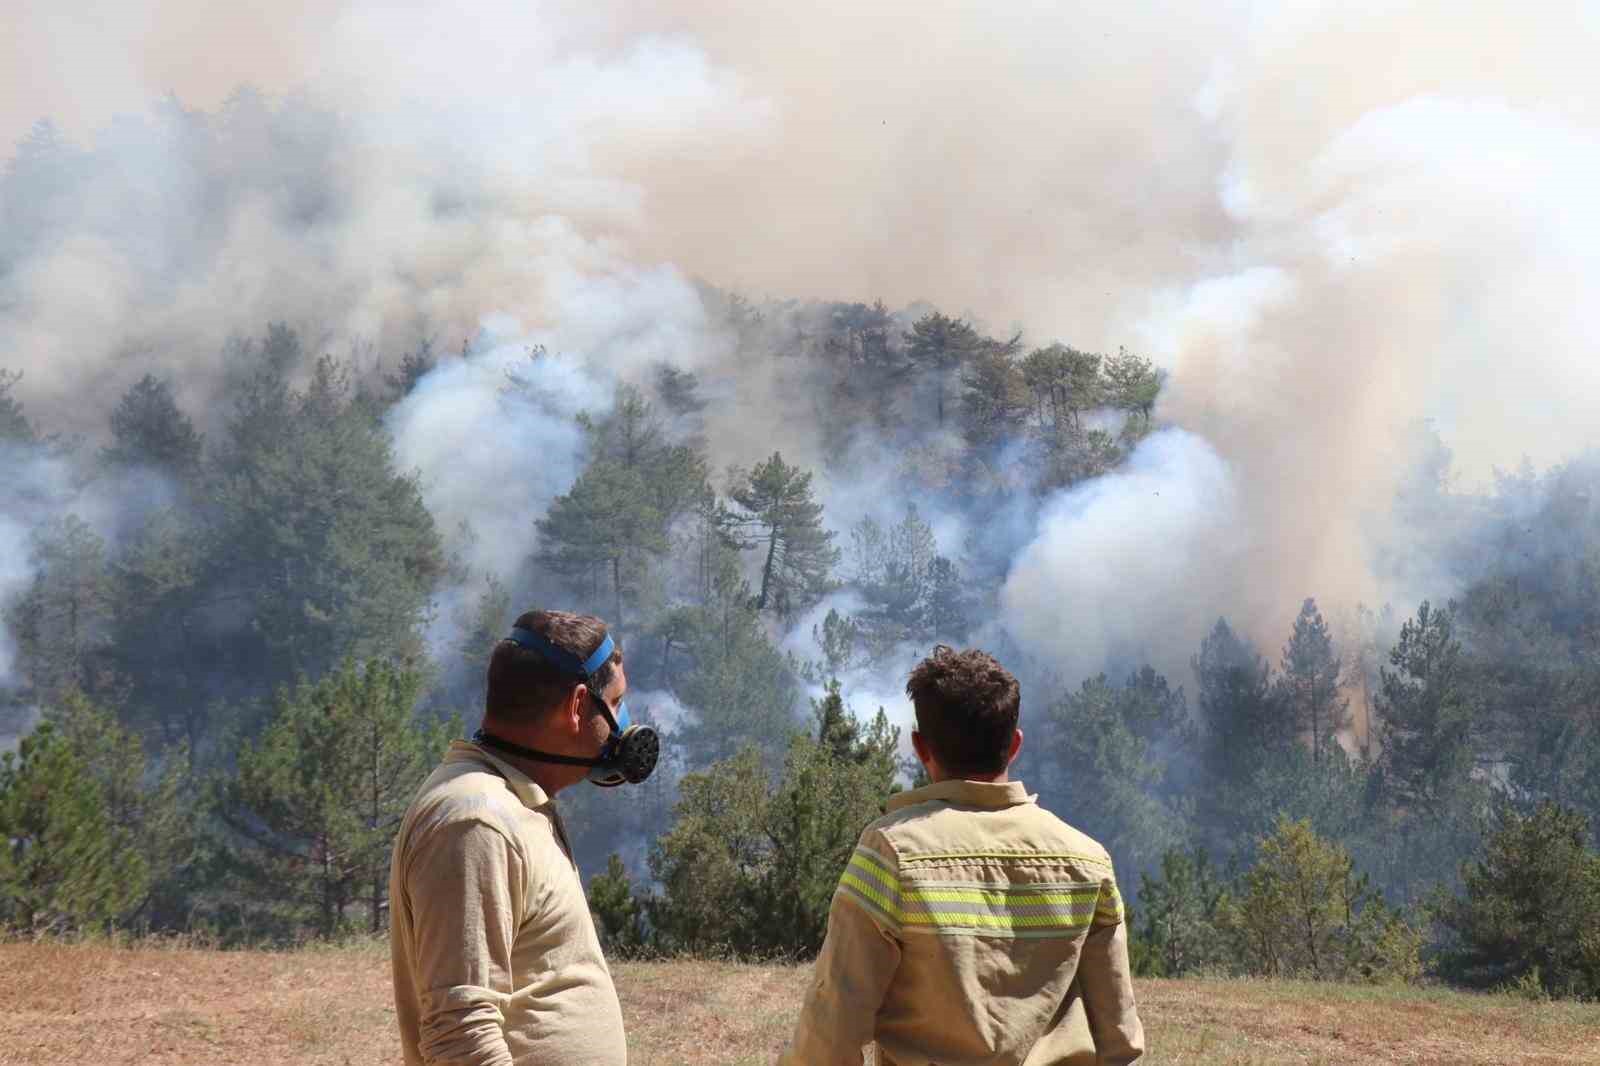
[
  {"x1": 905, "y1": 645, "x2": 1020, "y2": 776},
  {"x1": 484, "y1": 609, "x2": 622, "y2": 724}
]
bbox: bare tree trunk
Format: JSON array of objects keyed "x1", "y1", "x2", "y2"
[
  {"x1": 612, "y1": 555, "x2": 624, "y2": 631},
  {"x1": 371, "y1": 716, "x2": 383, "y2": 934},
  {"x1": 757, "y1": 527, "x2": 779, "y2": 611}
]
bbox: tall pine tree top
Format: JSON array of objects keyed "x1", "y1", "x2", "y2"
[
  {"x1": 102, "y1": 374, "x2": 203, "y2": 477},
  {"x1": 727, "y1": 452, "x2": 840, "y2": 617}
]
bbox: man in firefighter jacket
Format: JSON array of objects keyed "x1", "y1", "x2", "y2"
[{"x1": 780, "y1": 644, "x2": 1146, "y2": 1065}]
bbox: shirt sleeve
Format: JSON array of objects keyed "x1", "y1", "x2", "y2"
[
  {"x1": 1077, "y1": 876, "x2": 1146, "y2": 1065},
  {"x1": 779, "y1": 833, "x2": 903, "y2": 1066},
  {"x1": 404, "y1": 818, "x2": 526, "y2": 1066}
]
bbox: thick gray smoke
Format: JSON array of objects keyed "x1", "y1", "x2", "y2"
[{"x1": 5, "y1": 1, "x2": 1600, "y2": 717}]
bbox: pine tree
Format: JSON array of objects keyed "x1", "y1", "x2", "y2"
[
  {"x1": 1373, "y1": 601, "x2": 1475, "y2": 812},
  {"x1": 208, "y1": 345, "x2": 444, "y2": 692},
  {"x1": 0, "y1": 722, "x2": 145, "y2": 932},
  {"x1": 101, "y1": 374, "x2": 203, "y2": 478},
  {"x1": 587, "y1": 384, "x2": 710, "y2": 524},
  {"x1": 1193, "y1": 618, "x2": 1291, "y2": 783},
  {"x1": 1020, "y1": 343, "x2": 1103, "y2": 435},
  {"x1": 453, "y1": 573, "x2": 512, "y2": 712},
  {"x1": 689, "y1": 483, "x2": 739, "y2": 605},
  {"x1": 903, "y1": 312, "x2": 986, "y2": 427},
  {"x1": 587, "y1": 853, "x2": 649, "y2": 957},
  {"x1": 1018, "y1": 344, "x2": 1128, "y2": 490},
  {"x1": 1102, "y1": 347, "x2": 1163, "y2": 428},
  {"x1": 385, "y1": 336, "x2": 437, "y2": 401},
  {"x1": 46, "y1": 689, "x2": 195, "y2": 928},
  {"x1": 4, "y1": 515, "x2": 111, "y2": 703},
  {"x1": 1134, "y1": 847, "x2": 1226, "y2": 977},
  {"x1": 727, "y1": 452, "x2": 840, "y2": 617},
  {"x1": 536, "y1": 459, "x2": 666, "y2": 632},
  {"x1": 849, "y1": 505, "x2": 934, "y2": 652},
  {"x1": 1032, "y1": 668, "x2": 1191, "y2": 872},
  {"x1": 1277, "y1": 598, "x2": 1350, "y2": 765},
  {"x1": 653, "y1": 363, "x2": 706, "y2": 417},
  {"x1": 219, "y1": 658, "x2": 450, "y2": 939},
  {"x1": 1192, "y1": 619, "x2": 1294, "y2": 839},
  {"x1": 541, "y1": 385, "x2": 712, "y2": 629},
  {"x1": 810, "y1": 608, "x2": 861, "y2": 679},
  {"x1": 845, "y1": 505, "x2": 972, "y2": 653},
  {"x1": 959, "y1": 341, "x2": 1029, "y2": 449},
  {"x1": 921, "y1": 555, "x2": 972, "y2": 642},
  {"x1": 1436, "y1": 802, "x2": 1600, "y2": 997},
  {"x1": 106, "y1": 508, "x2": 209, "y2": 757},
  {"x1": 672, "y1": 551, "x2": 800, "y2": 762}
]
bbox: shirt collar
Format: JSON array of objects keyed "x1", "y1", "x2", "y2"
[
  {"x1": 447, "y1": 739, "x2": 553, "y2": 810},
  {"x1": 886, "y1": 777, "x2": 1035, "y2": 812}
]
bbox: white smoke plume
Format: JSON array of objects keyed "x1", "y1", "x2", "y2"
[
  {"x1": 387, "y1": 257, "x2": 720, "y2": 584},
  {"x1": 5, "y1": 0, "x2": 1600, "y2": 688},
  {"x1": 1000, "y1": 430, "x2": 1241, "y2": 683},
  {"x1": 627, "y1": 688, "x2": 695, "y2": 738}
]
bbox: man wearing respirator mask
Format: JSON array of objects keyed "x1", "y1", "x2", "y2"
[{"x1": 390, "y1": 609, "x2": 659, "y2": 1066}]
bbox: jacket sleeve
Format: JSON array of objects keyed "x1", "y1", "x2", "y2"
[
  {"x1": 779, "y1": 833, "x2": 903, "y2": 1066},
  {"x1": 1077, "y1": 876, "x2": 1145, "y2": 1065},
  {"x1": 404, "y1": 818, "x2": 526, "y2": 1066}
]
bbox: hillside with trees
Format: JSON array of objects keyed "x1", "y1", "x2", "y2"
[{"x1": 5, "y1": 98, "x2": 1600, "y2": 992}]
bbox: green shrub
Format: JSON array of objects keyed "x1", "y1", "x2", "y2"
[
  {"x1": 641, "y1": 693, "x2": 899, "y2": 958},
  {"x1": 0, "y1": 722, "x2": 146, "y2": 932},
  {"x1": 1218, "y1": 816, "x2": 1422, "y2": 983},
  {"x1": 1133, "y1": 846, "x2": 1227, "y2": 977},
  {"x1": 1434, "y1": 802, "x2": 1600, "y2": 999},
  {"x1": 588, "y1": 853, "x2": 651, "y2": 958}
]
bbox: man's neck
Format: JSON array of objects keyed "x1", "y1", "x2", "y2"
[
  {"x1": 477, "y1": 724, "x2": 586, "y2": 796},
  {"x1": 926, "y1": 768, "x2": 1010, "y2": 785}
]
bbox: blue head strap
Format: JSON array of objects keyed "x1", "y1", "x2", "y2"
[
  {"x1": 506, "y1": 626, "x2": 630, "y2": 733},
  {"x1": 508, "y1": 627, "x2": 615, "y2": 677}
]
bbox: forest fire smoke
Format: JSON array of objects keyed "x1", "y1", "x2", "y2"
[{"x1": 3, "y1": 0, "x2": 1600, "y2": 699}]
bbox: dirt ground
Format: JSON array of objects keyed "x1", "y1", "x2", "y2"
[{"x1": 0, "y1": 939, "x2": 1596, "y2": 1065}]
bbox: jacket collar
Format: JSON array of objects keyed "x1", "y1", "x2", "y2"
[
  {"x1": 446, "y1": 739, "x2": 553, "y2": 811},
  {"x1": 886, "y1": 777, "x2": 1035, "y2": 812}
]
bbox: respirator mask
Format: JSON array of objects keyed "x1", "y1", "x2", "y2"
[{"x1": 474, "y1": 627, "x2": 660, "y2": 788}]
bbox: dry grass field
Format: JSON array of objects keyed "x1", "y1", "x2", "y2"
[{"x1": 0, "y1": 939, "x2": 1597, "y2": 1065}]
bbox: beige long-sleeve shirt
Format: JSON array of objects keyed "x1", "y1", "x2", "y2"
[
  {"x1": 389, "y1": 740, "x2": 627, "y2": 1066},
  {"x1": 781, "y1": 778, "x2": 1145, "y2": 1066}
]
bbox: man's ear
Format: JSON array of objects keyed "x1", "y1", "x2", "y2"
[
  {"x1": 1006, "y1": 728, "x2": 1023, "y2": 766},
  {"x1": 563, "y1": 683, "x2": 589, "y2": 735}
]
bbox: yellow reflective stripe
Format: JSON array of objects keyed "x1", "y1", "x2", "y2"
[
  {"x1": 851, "y1": 845, "x2": 894, "y2": 875},
  {"x1": 904, "y1": 887, "x2": 1100, "y2": 906},
  {"x1": 901, "y1": 911, "x2": 1092, "y2": 930},
  {"x1": 838, "y1": 845, "x2": 902, "y2": 896},
  {"x1": 838, "y1": 845, "x2": 902, "y2": 929},
  {"x1": 899, "y1": 850, "x2": 1113, "y2": 867},
  {"x1": 838, "y1": 871, "x2": 902, "y2": 926},
  {"x1": 1094, "y1": 883, "x2": 1125, "y2": 925}
]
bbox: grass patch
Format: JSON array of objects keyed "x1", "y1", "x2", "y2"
[{"x1": 0, "y1": 940, "x2": 1595, "y2": 1064}]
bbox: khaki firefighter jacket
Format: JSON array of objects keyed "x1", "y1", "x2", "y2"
[
  {"x1": 780, "y1": 778, "x2": 1145, "y2": 1066},
  {"x1": 390, "y1": 741, "x2": 627, "y2": 1066}
]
